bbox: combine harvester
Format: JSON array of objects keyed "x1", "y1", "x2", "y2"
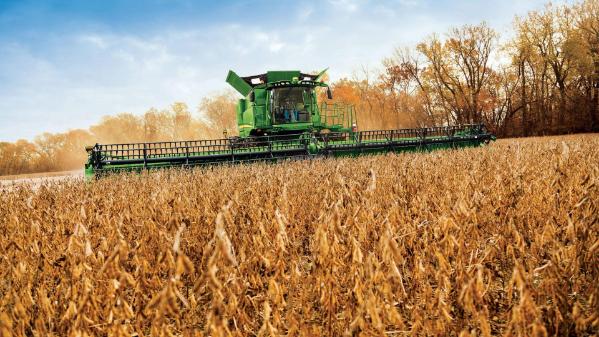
[{"x1": 85, "y1": 69, "x2": 495, "y2": 177}]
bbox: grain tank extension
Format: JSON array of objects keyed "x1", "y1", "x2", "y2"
[{"x1": 85, "y1": 69, "x2": 495, "y2": 177}]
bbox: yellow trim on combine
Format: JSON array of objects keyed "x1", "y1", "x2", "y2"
[{"x1": 238, "y1": 124, "x2": 253, "y2": 128}]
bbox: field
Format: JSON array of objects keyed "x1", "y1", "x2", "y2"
[
  {"x1": 1, "y1": 135, "x2": 597, "y2": 336},
  {"x1": 0, "y1": 170, "x2": 83, "y2": 189}
]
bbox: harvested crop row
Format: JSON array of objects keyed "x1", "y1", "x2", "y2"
[{"x1": 1, "y1": 134, "x2": 598, "y2": 336}]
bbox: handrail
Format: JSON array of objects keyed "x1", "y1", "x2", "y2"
[{"x1": 88, "y1": 123, "x2": 491, "y2": 170}]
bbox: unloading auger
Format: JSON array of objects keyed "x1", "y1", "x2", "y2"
[{"x1": 85, "y1": 69, "x2": 495, "y2": 177}]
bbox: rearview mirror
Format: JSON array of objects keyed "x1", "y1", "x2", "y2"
[{"x1": 327, "y1": 87, "x2": 333, "y2": 100}]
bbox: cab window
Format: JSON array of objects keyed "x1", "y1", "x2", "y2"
[{"x1": 270, "y1": 87, "x2": 311, "y2": 124}]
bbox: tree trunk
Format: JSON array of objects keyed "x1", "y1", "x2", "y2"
[
  {"x1": 592, "y1": 40, "x2": 599, "y2": 131},
  {"x1": 521, "y1": 61, "x2": 529, "y2": 136},
  {"x1": 558, "y1": 86, "x2": 567, "y2": 132},
  {"x1": 593, "y1": 85, "x2": 599, "y2": 130}
]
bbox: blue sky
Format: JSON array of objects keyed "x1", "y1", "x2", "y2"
[{"x1": 0, "y1": 0, "x2": 553, "y2": 141}]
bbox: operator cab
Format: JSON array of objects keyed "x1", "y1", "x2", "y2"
[
  {"x1": 227, "y1": 69, "x2": 349, "y2": 138},
  {"x1": 270, "y1": 86, "x2": 313, "y2": 124}
]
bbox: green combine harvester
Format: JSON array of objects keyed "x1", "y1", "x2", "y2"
[{"x1": 85, "y1": 69, "x2": 495, "y2": 177}]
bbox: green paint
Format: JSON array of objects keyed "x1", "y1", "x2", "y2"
[{"x1": 225, "y1": 69, "x2": 352, "y2": 137}]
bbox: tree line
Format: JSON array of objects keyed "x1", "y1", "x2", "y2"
[
  {"x1": 0, "y1": 94, "x2": 237, "y2": 176},
  {"x1": 328, "y1": 0, "x2": 598, "y2": 137},
  {"x1": 1, "y1": 0, "x2": 597, "y2": 176}
]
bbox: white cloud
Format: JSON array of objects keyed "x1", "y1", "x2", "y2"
[
  {"x1": 269, "y1": 42, "x2": 285, "y2": 53},
  {"x1": 78, "y1": 34, "x2": 108, "y2": 49},
  {"x1": 297, "y1": 5, "x2": 314, "y2": 21},
  {"x1": 329, "y1": 0, "x2": 360, "y2": 12},
  {"x1": 397, "y1": 0, "x2": 420, "y2": 7}
]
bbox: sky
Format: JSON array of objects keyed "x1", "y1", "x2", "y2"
[{"x1": 0, "y1": 0, "x2": 554, "y2": 142}]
